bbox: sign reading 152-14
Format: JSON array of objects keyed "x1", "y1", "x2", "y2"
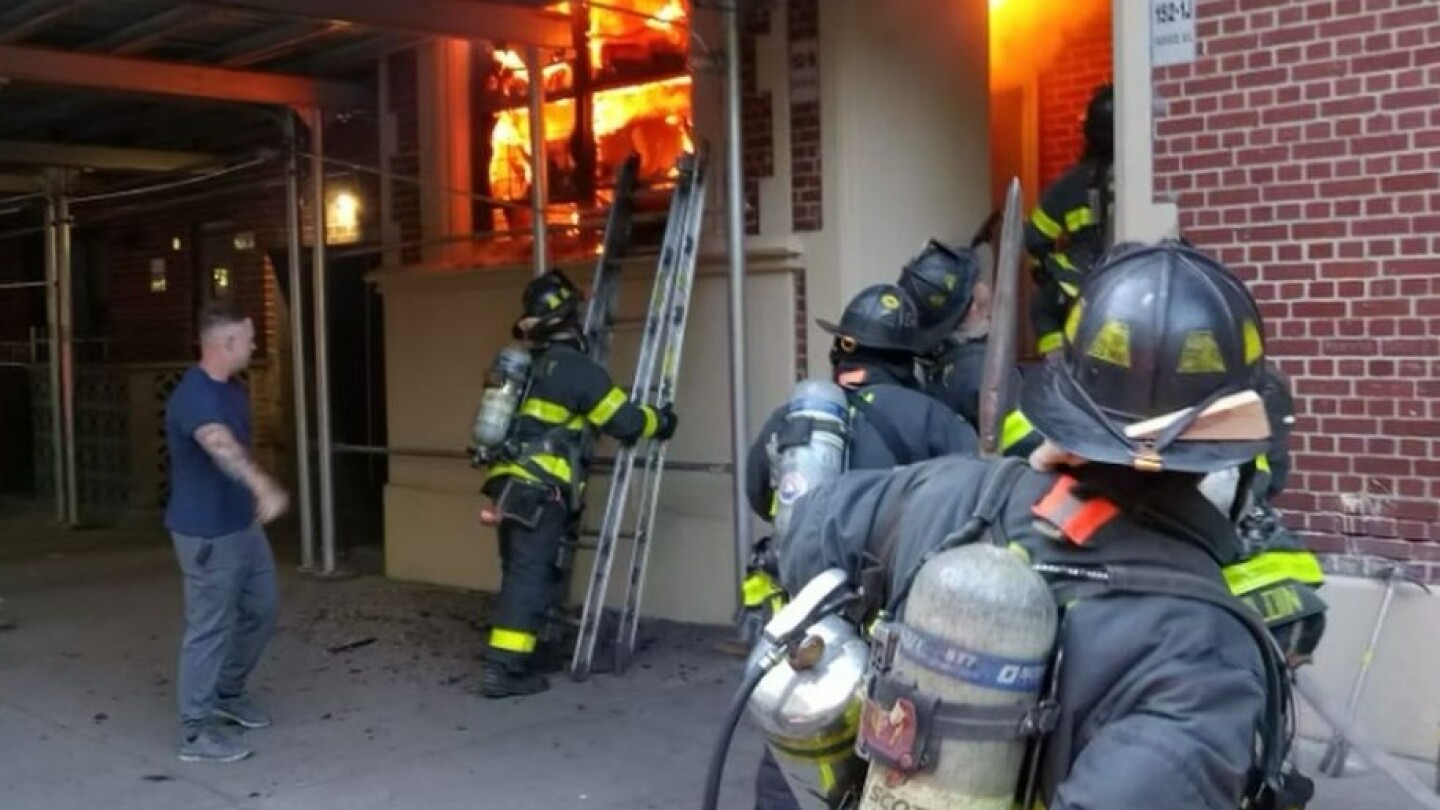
[{"x1": 1151, "y1": 0, "x2": 1197, "y2": 67}]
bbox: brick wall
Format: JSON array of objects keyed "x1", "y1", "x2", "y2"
[
  {"x1": 1037, "y1": 4, "x2": 1114, "y2": 187},
  {"x1": 741, "y1": 5, "x2": 773, "y2": 236},
  {"x1": 93, "y1": 179, "x2": 286, "y2": 364},
  {"x1": 1154, "y1": 0, "x2": 1440, "y2": 569},
  {"x1": 788, "y1": 0, "x2": 822, "y2": 232},
  {"x1": 388, "y1": 48, "x2": 423, "y2": 265}
]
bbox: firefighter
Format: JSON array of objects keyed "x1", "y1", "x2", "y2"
[
  {"x1": 1225, "y1": 360, "x2": 1328, "y2": 669},
  {"x1": 479, "y1": 269, "x2": 677, "y2": 698},
  {"x1": 1026, "y1": 82, "x2": 1114, "y2": 356},
  {"x1": 895, "y1": 239, "x2": 1041, "y2": 458},
  {"x1": 775, "y1": 242, "x2": 1310, "y2": 809},
  {"x1": 744, "y1": 282, "x2": 978, "y2": 810}
]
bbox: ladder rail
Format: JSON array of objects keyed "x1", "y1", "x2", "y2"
[
  {"x1": 614, "y1": 152, "x2": 709, "y2": 670},
  {"x1": 569, "y1": 155, "x2": 700, "y2": 679},
  {"x1": 552, "y1": 155, "x2": 639, "y2": 670},
  {"x1": 583, "y1": 154, "x2": 641, "y2": 368}
]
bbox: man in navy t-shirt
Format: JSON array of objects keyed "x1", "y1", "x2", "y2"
[{"x1": 165, "y1": 300, "x2": 288, "y2": 763}]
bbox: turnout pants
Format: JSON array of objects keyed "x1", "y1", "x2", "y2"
[
  {"x1": 171, "y1": 524, "x2": 278, "y2": 736},
  {"x1": 754, "y1": 748, "x2": 802, "y2": 810},
  {"x1": 487, "y1": 483, "x2": 572, "y2": 669}
]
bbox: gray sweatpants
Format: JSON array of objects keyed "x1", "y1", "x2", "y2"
[{"x1": 171, "y1": 524, "x2": 278, "y2": 736}]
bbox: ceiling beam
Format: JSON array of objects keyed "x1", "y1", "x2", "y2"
[
  {"x1": 186, "y1": 0, "x2": 570, "y2": 48},
  {"x1": 81, "y1": 6, "x2": 218, "y2": 55},
  {"x1": 0, "y1": 140, "x2": 220, "y2": 172},
  {"x1": 209, "y1": 20, "x2": 353, "y2": 68},
  {"x1": 0, "y1": 44, "x2": 371, "y2": 109},
  {"x1": 0, "y1": 0, "x2": 90, "y2": 45}
]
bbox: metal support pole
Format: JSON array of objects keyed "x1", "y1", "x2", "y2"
[
  {"x1": 525, "y1": 45, "x2": 549, "y2": 277},
  {"x1": 57, "y1": 182, "x2": 77, "y2": 526},
  {"x1": 724, "y1": 2, "x2": 752, "y2": 603},
  {"x1": 309, "y1": 110, "x2": 338, "y2": 574},
  {"x1": 286, "y1": 113, "x2": 317, "y2": 570},
  {"x1": 42, "y1": 191, "x2": 63, "y2": 523}
]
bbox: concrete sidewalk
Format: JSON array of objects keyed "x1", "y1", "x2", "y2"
[{"x1": 0, "y1": 534, "x2": 1434, "y2": 810}]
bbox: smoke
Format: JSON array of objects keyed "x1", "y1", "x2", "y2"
[{"x1": 988, "y1": 0, "x2": 1110, "y2": 90}]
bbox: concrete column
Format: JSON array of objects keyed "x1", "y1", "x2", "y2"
[
  {"x1": 1112, "y1": 0, "x2": 1179, "y2": 242},
  {"x1": 416, "y1": 38, "x2": 473, "y2": 264}
]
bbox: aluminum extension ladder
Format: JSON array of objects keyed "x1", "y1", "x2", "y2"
[
  {"x1": 569, "y1": 146, "x2": 709, "y2": 679},
  {"x1": 540, "y1": 154, "x2": 639, "y2": 658}
]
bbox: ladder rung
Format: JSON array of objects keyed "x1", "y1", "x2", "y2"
[
  {"x1": 547, "y1": 612, "x2": 581, "y2": 628},
  {"x1": 576, "y1": 530, "x2": 636, "y2": 542}
]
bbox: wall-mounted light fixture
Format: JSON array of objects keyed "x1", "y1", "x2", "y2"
[{"x1": 326, "y1": 185, "x2": 362, "y2": 245}]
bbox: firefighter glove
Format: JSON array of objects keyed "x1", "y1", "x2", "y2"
[{"x1": 655, "y1": 404, "x2": 679, "y2": 441}]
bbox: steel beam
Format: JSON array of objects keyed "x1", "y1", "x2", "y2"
[
  {"x1": 307, "y1": 110, "x2": 338, "y2": 575},
  {"x1": 0, "y1": 140, "x2": 219, "y2": 172},
  {"x1": 0, "y1": 44, "x2": 369, "y2": 109},
  {"x1": 0, "y1": 0, "x2": 89, "y2": 45},
  {"x1": 81, "y1": 6, "x2": 217, "y2": 55},
  {"x1": 723, "y1": 2, "x2": 752, "y2": 607},
  {"x1": 210, "y1": 21, "x2": 352, "y2": 68},
  {"x1": 186, "y1": 0, "x2": 570, "y2": 48},
  {"x1": 284, "y1": 114, "x2": 316, "y2": 570}
]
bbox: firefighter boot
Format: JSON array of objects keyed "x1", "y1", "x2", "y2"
[{"x1": 479, "y1": 660, "x2": 550, "y2": 699}]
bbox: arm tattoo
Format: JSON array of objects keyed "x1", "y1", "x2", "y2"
[{"x1": 193, "y1": 423, "x2": 261, "y2": 487}]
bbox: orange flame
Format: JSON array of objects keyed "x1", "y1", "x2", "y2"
[
  {"x1": 488, "y1": 1, "x2": 693, "y2": 204},
  {"x1": 989, "y1": 0, "x2": 1108, "y2": 90}
]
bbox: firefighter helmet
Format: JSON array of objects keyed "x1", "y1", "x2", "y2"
[
  {"x1": 513, "y1": 268, "x2": 582, "y2": 339},
  {"x1": 1020, "y1": 241, "x2": 1270, "y2": 473},
  {"x1": 896, "y1": 239, "x2": 981, "y2": 353},
  {"x1": 816, "y1": 283, "x2": 920, "y2": 354},
  {"x1": 1083, "y1": 83, "x2": 1114, "y2": 161}
]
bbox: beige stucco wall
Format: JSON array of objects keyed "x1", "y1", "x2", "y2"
[
  {"x1": 800, "y1": 0, "x2": 993, "y2": 378},
  {"x1": 375, "y1": 252, "x2": 800, "y2": 624}
]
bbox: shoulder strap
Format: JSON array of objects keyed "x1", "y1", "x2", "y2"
[{"x1": 848, "y1": 390, "x2": 916, "y2": 467}]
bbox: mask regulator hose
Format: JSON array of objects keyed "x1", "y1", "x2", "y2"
[{"x1": 701, "y1": 649, "x2": 784, "y2": 810}]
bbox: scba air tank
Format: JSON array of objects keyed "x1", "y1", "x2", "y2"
[
  {"x1": 773, "y1": 379, "x2": 850, "y2": 540},
  {"x1": 471, "y1": 344, "x2": 532, "y2": 453}
]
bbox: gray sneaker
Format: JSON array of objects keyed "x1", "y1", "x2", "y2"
[
  {"x1": 214, "y1": 696, "x2": 272, "y2": 730},
  {"x1": 178, "y1": 726, "x2": 253, "y2": 763}
]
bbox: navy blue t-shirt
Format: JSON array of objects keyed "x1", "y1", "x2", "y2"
[{"x1": 164, "y1": 367, "x2": 255, "y2": 538}]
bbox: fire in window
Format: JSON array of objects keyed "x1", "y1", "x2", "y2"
[{"x1": 481, "y1": 0, "x2": 693, "y2": 232}]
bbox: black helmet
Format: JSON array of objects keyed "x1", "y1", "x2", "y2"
[
  {"x1": 896, "y1": 239, "x2": 981, "y2": 352},
  {"x1": 1083, "y1": 83, "x2": 1114, "y2": 161},
  {"x1": 513, "y1": 268, "x2": 582, "y2": 339},
  {"x1": 1019, "y1": 241, "x2": 1270, "y2": 473},
  {"x1": 817, "y1": 283, "x2": 920, "y2": 354}
]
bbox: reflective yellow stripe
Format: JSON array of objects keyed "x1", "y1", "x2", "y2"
[
  {"x1": 485, "y1": 453, "x2": 574, "y2": 485},
  {"x1": 742, "y1": 571, "x2": 783, "y2": 608},
  {"x1": 1224, "y1": 551, "x2": 1325, "y2": 595},
  {"x1": 1037, "y1": 331, "x2": 1063, "y2": 354},
  {"x1": 642, "y1": 406, "x2": 659, "y2": 438},
  {"x1": 520, "y1": 398, "x2": 574, "y2": 425},
  {"x1": 1255, "y1": 453, "x2": 1271, "y2": 473},
  {"x1": 1002, "y1": 410, "x2": 1037, "y2": 452},
  {"x1": 1031, "y1": 207, "x2": 1063, "y2": 239},
  {"x1": 1065, "y1": 206, "x2": 1095, "y2": 232},
  {"x1": 1057, "y1": 278, "x2": 1079, "y2": 297},
  {"x1": 488, "y1": 627, "x2": 537, "y2": 653},
  {"x1": 587, "y1": 387, "x2": 629, "y2": 427}
]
